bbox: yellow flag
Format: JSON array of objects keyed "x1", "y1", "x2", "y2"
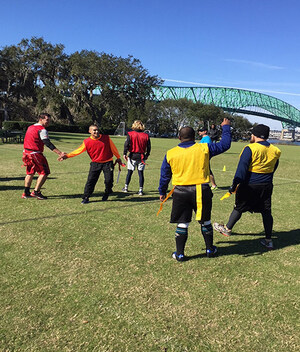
[{"x1": 220, "y1": 192, "x2": 231, "y2": 201}]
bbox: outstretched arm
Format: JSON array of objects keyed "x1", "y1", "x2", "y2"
[
  {"x1": 58, "y1": 142, "x2": 86, "y2": 160},
  {"x1": 39, "y1": 129, "x2": 65, "y2": 157}
]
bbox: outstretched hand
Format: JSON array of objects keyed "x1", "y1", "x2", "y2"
[{"x1": 58, "y1": 152, "x2": 68, "y2": 161}]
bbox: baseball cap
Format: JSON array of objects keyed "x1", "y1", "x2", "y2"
[{"x1": 251, "y1": 124, "x2": 270, "y2": 139}]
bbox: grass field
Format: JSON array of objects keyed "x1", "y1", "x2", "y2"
[{"x1": 0, "y1": 133, "x2": 299, "y2": 352}]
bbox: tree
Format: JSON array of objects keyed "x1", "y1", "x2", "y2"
[{"x1": 67, "y1": 51, "x2": 162, "y2": 125}]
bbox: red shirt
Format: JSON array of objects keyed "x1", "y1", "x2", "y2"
[
  {"x1": 128, "y1": 131, "x2": 149, "y2": 153},
  {"x1": 24, "y1": 124, "x2": 47, "y2": 152},
  {"x1": 66, "y1": 135, "x2": 120, "y2": 163}
]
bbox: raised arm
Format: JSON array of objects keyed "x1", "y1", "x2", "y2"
[{"x1": 208, "y1": 118, "x2": 231, "y2": 157}]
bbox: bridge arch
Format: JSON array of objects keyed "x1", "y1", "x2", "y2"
[{"x1": 152, "y1": 86, "x2": 300, "y2": 128}]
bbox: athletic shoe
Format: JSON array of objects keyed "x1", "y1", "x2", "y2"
[
  {"x1": 172, "y1": 252, "x2": 186, "y2": 262},
  {"x1": 213, "y1": 223, "x2": 232, "y2": 237},
  {"x1": 206, "y1": 246, "x2": 218, "y2": 258},
  {"x1": 81, "y1": 198, "x2": 89, "y2": 204},
  {"x1": 102, "y1": 193, "x2": 109, "y2": 201},
  {"x1": 138, "y1": 190, "x2": 144, "y2": 196},
  {"x1": 21, "y1": 192, "x2": 32, "y2": 199},
  {"x1": 122, "y1": 187, "x2": 128, "y2": 193},
  {"x1": 30, "y1": 191, "x2": 48, "y2": 200},
  {"x1": 260, "y1": 238, "x2": 274, "y2": 250},
  {"x1": 211, "y1": 185, "x2": 218, "y2": 190}
]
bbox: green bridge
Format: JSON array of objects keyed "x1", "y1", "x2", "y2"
[{"x1": 152, "y1": 86, "x2": 300, "y2": 128}]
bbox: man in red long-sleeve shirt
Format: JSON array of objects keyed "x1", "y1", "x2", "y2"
[{"x1": 60, "y1": 125, "x2": 122, "y2": 203}]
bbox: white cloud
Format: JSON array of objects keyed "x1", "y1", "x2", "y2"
[{"x1": 224, "y1": 59, "x2": 284, "y2": 70}]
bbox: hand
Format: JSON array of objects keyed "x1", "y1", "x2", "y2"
[
  {"x1": 123, "y1": 155, "x2": 128, "y2": 162},
  {"x1": 228, "y1": 184, "x2": 237, "y2": 194},
  {"x1": 160, "y1": 195, "x2": 166, "y2": 202},
  {"x1": 58, "y1": 155, "x2": 67, "y2": 161},
  {"x1": 221, "y1": 118, "x2": 231, "y2": 126},
  {"x1": 116, "y1": 158, "x2": 126, "y2": 167},
  {"x1": 58, "y1": 152, "x2": 68, "y2": 161}
]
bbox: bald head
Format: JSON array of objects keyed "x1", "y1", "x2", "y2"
[{"x1": 179, "y1": 127, "x2": 195, "y2": 142}]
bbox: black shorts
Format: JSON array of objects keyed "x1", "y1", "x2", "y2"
[
  {"x1": 234, "y1": 183, "x2": 273, "y2": 213},
  {"x1": 170, "y1": 184, "x2": 213, "y2": 224}
]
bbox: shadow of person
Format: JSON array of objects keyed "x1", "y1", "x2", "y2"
[
  {"x1": 184, "y1": 229, "x2": 300, "y2": 260},
  {"x1": 213, "y1": 228, "x2": 300, "y2": 257},
  {"x1": 0, "y1": 176, "x2": 25, "y2": 182},
  {"x1": 49, "y1": 191, "x2": 158, "y2": 203},
  {"x1": 0, "y1": 185, "x2": 24, "y2": 191}
]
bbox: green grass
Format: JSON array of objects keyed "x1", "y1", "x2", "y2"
[{"x1": 0, "y1": 133, "x2": 299, "y2": 352}]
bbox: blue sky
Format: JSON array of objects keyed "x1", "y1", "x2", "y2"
[{"x1": 1, "y1": 0, "x2": 300, "y2": 129}]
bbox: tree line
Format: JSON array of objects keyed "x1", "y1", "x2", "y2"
[{"x1": 0, "y1": 37, "x2": 253, "y2": 137}]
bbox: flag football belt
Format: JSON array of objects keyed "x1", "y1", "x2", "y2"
[{"x1": 157, "y1": 184, "x2": 203, "y2": 220}]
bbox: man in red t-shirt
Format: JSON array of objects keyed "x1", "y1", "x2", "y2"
[
  {"x1": 60, "y1": 125, "x2": 122, "y2": 203},
  {"x1": 22, "y1": 113, "x2": 65, "y2": 200},
  {"x1": 122, "y1": 120, "x2": 151, "y2": 196}
]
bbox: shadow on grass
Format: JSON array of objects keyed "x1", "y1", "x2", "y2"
[
  {"x1": 49, "y1": 191, "x2": 159, "y2": 202},
  {"x1": 0, "y1": 176, "x2": 25, "y2": 182},
  {"x1": 0, "y1": 176, "x2": 57, "y2": 192},
  {"x1": 0, "y1": 176, "x2": 57, "y2": 182},
  {"x1": 213, "y1": 229, "x2": 300, "y2": 257},
  {"x1": 0, "y1": 185, "x2": 24, "y2": 191},
  {"x1": 183, "y1": 229, "x2": 300, "y2": 261},
  {"x1": 0, "y1": 197, "x2": 160, "y2": 226}
]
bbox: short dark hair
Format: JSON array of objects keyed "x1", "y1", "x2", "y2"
[
  {"x1": 38, "y1": 113, "x2": 51, "y2": 120},
  {"x1": 179, "y1": 126, "x2": 195, "y2": 141}
]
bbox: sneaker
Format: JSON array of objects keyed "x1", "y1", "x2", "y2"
[
  {"x1": 102, "y1": 193, "x2": 109, "y2": 201},
  {"x1": 206, "y1": 246, "x2": 218, "y2": 258},
  {"x1": 260, "y1": 238, "x2": 274, "y2": 250},
  {"x1": 122, "y1": 187, "x2": 128, "y2": 193},
  {"x1": 213, "y1": 223, "x2": 232, "y2": 237},
  {"x1": 21, "y1": 192, "x2": 32, "y2": 199},
  {"x1": 172, "y1": 252, "x2": 186, "y2": 262},
  {"x1": 30, "y1": 191, "x2": 48, "y2": 200},
  {"x1": 211, "y1": 185, "x2": 218, "y2": 190},
  {"x1": 81, "y1": 198, "x2": 89, "y2": 204},
  {"x1": 138, "y1": 190, "x2": 144, "y2": 196}
]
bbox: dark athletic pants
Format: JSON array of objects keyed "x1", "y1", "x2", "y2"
[
  {"x1": 83, "y1": 161, "x2": 113, "y2": 198},
  {"x1": 227, "y1": 209, "x2": 273, "y2": 239},
  {"x1": 125, "y1": 169, "x2": 144, "y2": 188},
  {"x1": 226, "y1": 182, "x2": 274, "y2": 239}
]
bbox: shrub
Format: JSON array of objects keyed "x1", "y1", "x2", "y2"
[{"x1": 2, "y1": 121, "x2": 116, "y2": 135}]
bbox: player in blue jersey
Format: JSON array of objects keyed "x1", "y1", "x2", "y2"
[{"x1": 198, "y1": 126, "x2": 218, "y2": 190}]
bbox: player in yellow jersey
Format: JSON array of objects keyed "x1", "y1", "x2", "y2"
[
  {"x1": 158, "y1": 118, "x2": 231, "y2": 261},
  {"x1": 213, "y1": 124, "x2": 281, "y2": 250}
]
